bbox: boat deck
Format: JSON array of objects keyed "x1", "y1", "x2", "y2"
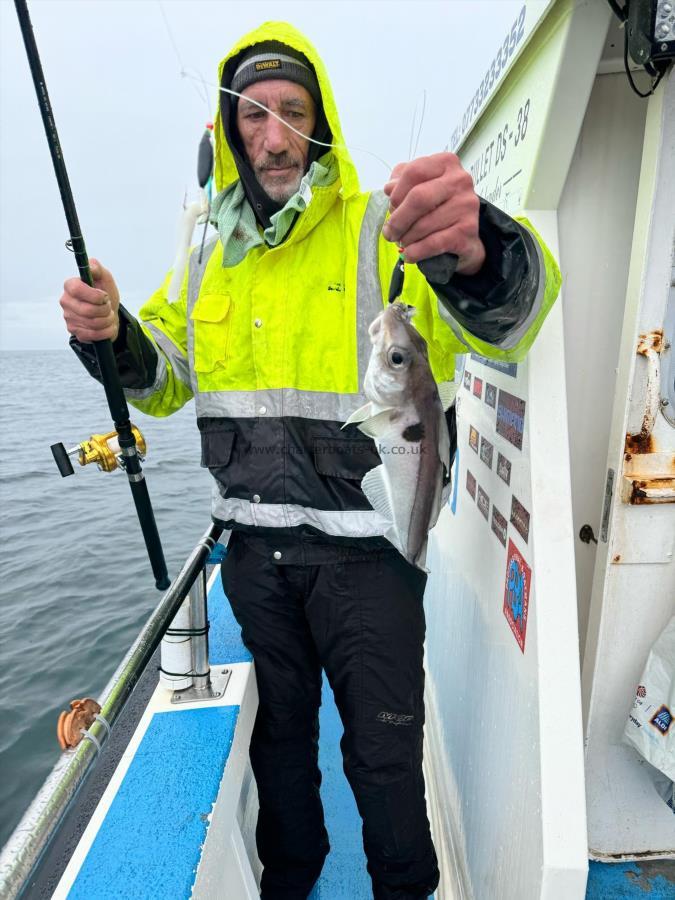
[
  {"x1": 49, "y1": 567, "x2": 372, "y2": 899},
  {"x1": 44, "y1": 565, "x2": 673, "y2": 899}
]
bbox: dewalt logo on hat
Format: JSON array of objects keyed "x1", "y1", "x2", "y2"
[{"x1": 255, "y1": 59, "x2": 281, "y2": 71}]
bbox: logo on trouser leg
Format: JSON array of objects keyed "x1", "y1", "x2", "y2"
[{"x1": 377, "y1": 711, "x2": 414, "y2": 726}]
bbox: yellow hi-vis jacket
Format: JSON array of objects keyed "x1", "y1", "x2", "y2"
[{"x1": 116, "y1": 22, "x2": 560, "y2": 543}]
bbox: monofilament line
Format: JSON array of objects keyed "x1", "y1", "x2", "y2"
[
  {"x1": 180, "y1": 71, "x2": 393, "y2": 175},
  {"x1": 157, "y1": 0, "x2": 211, "y2": 113},
  {"x1": 409, "y1": 89, "x2": 426, "y2": 161}
]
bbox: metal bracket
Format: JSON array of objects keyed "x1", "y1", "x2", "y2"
[
  {"x1": 600, "y1": 468, "x2": 615, "y2": 542},
  {"x1": 171, "y1": 668, "x2": 231, "y2": 705}
]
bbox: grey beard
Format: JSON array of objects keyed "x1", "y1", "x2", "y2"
[{"x1": 256, "y1": 167, "x2": 304, "y2": 204}]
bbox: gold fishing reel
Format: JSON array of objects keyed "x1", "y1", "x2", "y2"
[{"x1": 51, "y1": 425, "x2": 146, "y2": 476}]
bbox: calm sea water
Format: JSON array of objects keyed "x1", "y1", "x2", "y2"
[{"x1": 0, "y1": 350, "x2": 213, "y2": 848}]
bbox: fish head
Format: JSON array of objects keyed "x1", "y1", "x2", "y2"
[{"x1": 364, "y1": 302, "x2": 431, "y2": 407}]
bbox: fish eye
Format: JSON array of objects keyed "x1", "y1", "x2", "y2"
[{"x1": 388, "y1": 346, "x2": 409, "y2": 367}]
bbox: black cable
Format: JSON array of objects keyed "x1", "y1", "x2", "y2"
[
  {"x1": 606, "y1": 0, "x2": 628, "y2": 21},
  {"x1": 158, "y1": 667, "x2": 211, "y2": 678},
  {"x1": 164, "y1": 625, "x2": 209, "y2": 637},
  {"x1": 623, "y1": 22, "x2": 665, "y2": 98}
]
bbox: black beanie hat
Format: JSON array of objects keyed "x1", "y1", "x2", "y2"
[{"x1": 230, "y1": 41, "x2": 321, "y2": 105}]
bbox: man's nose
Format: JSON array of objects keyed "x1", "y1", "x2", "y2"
[{"x1": 263, "y1": 114, "x2": 289, "y2": 154}]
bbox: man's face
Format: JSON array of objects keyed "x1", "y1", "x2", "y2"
[{"x1": 236, "y1": 79, "x2": 317, "y2": 204}]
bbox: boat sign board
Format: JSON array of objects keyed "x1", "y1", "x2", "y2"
[
  {"x1": 459, "y1": 0, "x2": 612, "y2": 214},
  {"x1": 448, "y1": 1, "x2": 555, "y2": 154}
]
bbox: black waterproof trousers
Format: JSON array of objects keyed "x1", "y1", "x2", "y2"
[{"x1": 220, "y1": 531, "x2": 440, "y2": 900}]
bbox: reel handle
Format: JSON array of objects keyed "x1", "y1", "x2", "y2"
[{"x1": 51, "y1": 442, "x2": 75, "y2": 477}]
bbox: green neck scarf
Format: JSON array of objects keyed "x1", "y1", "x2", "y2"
[{"x1": 211, "y1": 153, "x2": 339, "y2": 267}]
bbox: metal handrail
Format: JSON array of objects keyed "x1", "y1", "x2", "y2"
[{"x1": 0, "y1": 523, "x2": 223, "y2": 900}]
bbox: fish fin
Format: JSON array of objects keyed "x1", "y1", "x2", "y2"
[
  {"x1": 437, "y1": 381, "x2": 459, "y2": 411},
  {"x1": 342, "y1": 402, "x2": 375, "y2": 429},
  {"x1": 342, "y1": 402, "x2": 396, "y2": 433},
  {"x1": 369, "y1": 401, "x2": 395, "y2": 416},
  {"x1": 361, "y1": 465, "x2": 394, "y2": 522},
  {"x1": 356, "y1": 409, "x2": 396, "y2": 439}
]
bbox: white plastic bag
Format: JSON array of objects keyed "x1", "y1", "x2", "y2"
[{"x1": 623, "y1": 615, "x2": 675, "y2": 782}]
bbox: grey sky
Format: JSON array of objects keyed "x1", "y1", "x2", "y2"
[{"x1": 0, "y1": 0, "x2": 527, "y2": 350}]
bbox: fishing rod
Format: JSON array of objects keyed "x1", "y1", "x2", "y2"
[{"x1": 14, "y1": 0, "x2": 170, "y2": 591}]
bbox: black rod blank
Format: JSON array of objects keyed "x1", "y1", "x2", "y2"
[{"x1": 15, "y1": 0, "x2": 170, "y2": 590}]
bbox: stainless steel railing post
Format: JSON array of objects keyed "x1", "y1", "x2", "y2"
[
  {"x1": 169, "y1": 561, "x2": 227, "y2": 707},
  {"x1": 189, "y1": 567, "x2": 211, "y2": 692}
]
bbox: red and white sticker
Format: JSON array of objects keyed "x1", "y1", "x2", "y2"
[{"x1": 503, "y1": 539, "x2": 532, "y2": 653}]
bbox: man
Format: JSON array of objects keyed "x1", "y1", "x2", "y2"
[{"x1": 61, "y1": 22, "x2": 560, "y2": 900}]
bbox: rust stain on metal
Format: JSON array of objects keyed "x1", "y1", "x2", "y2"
[
  {"x1": 593, "y1": 848, "x2": 675, "y2": 861},
  {"x1": 629, "y1": 477, "x2": 675, "y2": 504},
  {"x1": 612, "y1": 554, "x2": 621, "y2": 563},
  {"x1": 625, "y1": 432, "x2": 655, "y2": 455},
  {"x1": 636, "y1": 329, "x2": 664, "y2": 355},
  {"x1": 629, "y1": 329, "x2": 664, "y2": 443}
]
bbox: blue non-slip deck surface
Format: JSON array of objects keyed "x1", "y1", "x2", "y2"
[
  {"x1": 68, "y1": 705, "x2": 239, "y2": 900},
  {"x1": 207, "y1": 570, "x2": 253, "y2": 664},
  {"x1": 586, "y1": 859, "x2": 675, "y2": 898},
  {"x1": 311, "y1": 677, "x2": 371, "y2": 898}
]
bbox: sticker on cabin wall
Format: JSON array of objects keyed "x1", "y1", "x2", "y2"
[
  {"x1": 485, "y1": 383, "x2": 497, "y2": 408},
  {"x1": 510, "y1": 495, "x2": 530, "y2": 543},
  {"x1": 496, "y1": 390, "x2": 526, "y2": 450},
  {"x1": 473, "y1": 376, "x2": 483, "y2": 399},
  {"x1": 469, "y1": 425, "x2": 479, "y2": 453},
  {"x1": 470, "y1": 353, "x2": 518, "y2": 378},
  {"x1": 466, "y1": 469, "x2": 477, "y2": 500},
  {"x1": 497, "y1": 452, "x2": 511, "y2": 486},
  {"x1": 477, "y1": 485, "x2": 490, "y2": 520},
  {"x1": 480, "y1": 436, "x2": 494, "y2": 469},
  {"x1": 491, "y1": 506, "x2": 508, "y2": 546},
  {"x1": 464, "y1": 370, "x2": 472, "y2": 390},
  {"x1": 503, "y1": 540, "x2": 531, "y2": 653}
]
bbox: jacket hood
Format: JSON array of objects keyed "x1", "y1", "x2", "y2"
[{"x1": 213, "y1": 21, "x2": 360, "y2": 201}]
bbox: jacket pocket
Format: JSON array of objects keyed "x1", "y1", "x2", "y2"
[
  {"x1": 190, "y1": 293, "x2": 232, "y2": 374},
  {"x1": 199, "y1": 424, "x2": 235, "y2": 469},
  {"x1": 313, "y1": 436, "x2": 379, "y2": 480}
]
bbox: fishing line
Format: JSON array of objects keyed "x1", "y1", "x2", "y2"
[
  {"x1": 412, "y1": 89, "x2": 426, "y2": 160},
  {"x1": 408, "y1": 99, "x2": 418, "y2": 161},
  {"x1": 408, "y1": 89, "x2": 426, "y2": 161},
  {"x1": 184, "y1": 73, "x2": 394, "y2": 175},
  {"x1": 157, "y1": 0, "x2": 211, "y2": 114},
  {"x1": 155, "y1": 3, "x2": 394, "y2": 175}
]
